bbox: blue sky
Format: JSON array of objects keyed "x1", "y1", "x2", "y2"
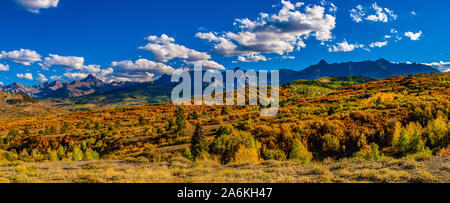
[{"x1": 0, "y1": 0, "x2": 449, "y2": 85}]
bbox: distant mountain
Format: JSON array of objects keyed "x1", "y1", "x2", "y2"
[
  {"x1": 0, "y1": 74, "x2": 134, "y2": 99},
  {"x1": 70, "y1": 80, "x2": 174, "y2": 105},
  {"x1": 291, "y1": 59, "x2": 439, "y2": 80},
  {"x1": 1, "y1": 59, "x2": 440, "y2": 100}
]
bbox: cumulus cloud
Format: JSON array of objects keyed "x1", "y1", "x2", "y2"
[
  {"x1": 196, "y1": 0, "x2": 336, "y2": 61},
  {"x1": 350, "y1": 3, "x2": 397, "y2": 23},
  {"x1": 139, "y1": 34, "x2": 210, "y2": 63},
  {"x1": 36, "y1": 73, "x2": 48, "y2": 83},
  {"x1": 328, "y1": 41, "x2": 364, "y2": 52},
  {"x1": 17, "y1": 73, "x2": 33, "y2": 80},
  {"x1": 422, "y1": 61, "x2": 450, "y2": 72},
  {"x1": 41, "y1": 54, "x2": 85, "y2": 70},
  {"x1": 237, "y1": 54, "x2": 268, "y2": 63},
  {"x1": 369, "y1": 41, "x2": 388, "y2": 48},
  {"x1": 0, "y1": 63, "x2": 9, "y2": 71},
  {"x1": 139, "y1": 34, "x2": 225, "y2": 70},
  {"x1": 63, "y1": 72, "x2": 89, "y2": 81},
  {"x1": 111, "y1": 59, "x2": 175, "y2": 75},
  {"x1": 107, "y1": 72, "x2": 157, "y2": 83},
  {"x1": 40, "y1": 54, "x2": 113, "y2": 81},
  {"x1": 184, "y1": 60, "x2": 226, "y2": 70},
  {"x1": 404, "y1": 31, "x2": 423, "y2": 41},
  {"x1": 15, "y1": 0, "x2": 59, "y2": 13},
  {"x1": 110, "y1": 59, "x2": 178, "y2": 82},
  {"x1": 0, "y1": 49, "x2": 41, "y2": 65}
]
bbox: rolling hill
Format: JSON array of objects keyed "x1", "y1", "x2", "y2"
[{"x1": 0, "y1": 90, "x2": 64, "y2": 118}]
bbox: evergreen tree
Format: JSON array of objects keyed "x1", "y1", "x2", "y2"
[
  {"x1": 175, "y1": 107, "x2": 187, "y2": 136},
  {"x1": 289, "y1": 139, "x2": 313, "y2": 164},
  {"x1": 190, "y1": 123, "x2": 209, "y2": 160}
]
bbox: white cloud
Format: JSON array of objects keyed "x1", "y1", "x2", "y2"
[
  {"x1": 139, "y1": 34, "x2": 210, "y2": 63},
  {"x1": 350, "y1": 3, "x2": 397, "y2": 23},
  {"x1": 197, "y1": 0, "x2": 336, "y2": 61},
  {"x1": 0, "y1": 49, "x2": 41, "y2": 65},
  {"x1": 36, "y1": 73, "x2": 48, "y2": 83},
  {"x1": 41, "y1": 54, "x2": 85, "y2": 70},
  {"x1": 63, "y1": 72, "x2": 89, "y2": 81},
  {"x1": 422, "y1": 61, "x2": 450, "y2": 72},
  {"x1": 328, "y1": 41, "x2": 364, "y2": 52},
  {"x1": 282, "y1": 55, "x2": 295, "y2": 60},
  {"x1": 15, "y1": 0, "x2": 59, "y2": 13},
  {"x1": 40, "y1": 54, "x2": 113, "y2": 81},
  {"x1": 139, "y1": 34, "x2": 224, "y2": 70},
  {"x1": 369, "y1": 41, "x2": 388, "y2": 48},
  {"x1": 0, "y1": 63, "x2": 9, "y2": 71},
  {"x1": 17, "y1": 73, "x2": 33, "y2": 80},
  {"x1": 107, "y1": 72, "x2": 157, "y2": 83},
  {"x1": 111, "y1": 59, "x2": 175, "y2": 75},
  {"x1": 411, "y1": 11, "x2": 417, "y2": 16},
  {"x1": 320, "y1": 0, "x2": 337, "y2": 13},
  {"x1": 184, "y1": 60, "x2": 225, "y2": 70},
  {"x1": 404, "y1": 31, "x2": 423, "y2": 41},
  {"x1": 237, "y1": 54, "x2": 268, "y2": 63},
  {"x1": 350, "y1": 5, "x2": 365, "y2": 23},
  {"x1": 145, "y1": 34, "x2": 175, "y2": 44},
  {"x1": 384, "y1": 35, "x2": 391, "y2": 39}
]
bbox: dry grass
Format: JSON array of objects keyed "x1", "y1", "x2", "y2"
[{"x1": 0, "y1": 156, "x2": 448, "y2": 183}]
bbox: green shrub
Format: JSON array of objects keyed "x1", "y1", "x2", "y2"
[
  {"x1": 49, "y1": 150, "x2": 59, "y2": 161},
  {"x1": 262, "y1": 148, "x2": 287, "y2": 161},
  {"x1": 72, "y1": 146, "x2": 84, "y2": 161},
  {"x1": 354, "y1": 143, "x2": 383, "y2": 161},
  {"x1": 84, "y1": 148, "x2": 100, "y2": 160},
  {"x1": 57, "y1": 146, "x2": 66, "y2": 160},
  {"x1": 288, "y1": 139, "x2": 313, "y2": 164},
  {"x1": 0, "y1": 150, "x2": 19, "y2": 162},
  {"x1": 397, "y1": 129, "x2": 410, "y2": 155},
  {"x1": 211, "y1": 133, "x2": 240, "y2": 164},
  {"x1": 236, "y1": 121, "x2": 252, "y2": 131},
  {"x1": 322, "y1": 134, "x2": 340, "y2": 153}
]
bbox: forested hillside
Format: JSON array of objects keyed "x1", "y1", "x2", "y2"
[{"x1": 0, "y1": 73, "x2": 448, "y2": 165}]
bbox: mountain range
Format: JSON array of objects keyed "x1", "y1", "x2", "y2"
[
  {"x1": 0, "y1": 59, "x2": 440, "y2": 100},
  {"x1": 0, "y1": 75, "x2": 136, "y2": 99}
]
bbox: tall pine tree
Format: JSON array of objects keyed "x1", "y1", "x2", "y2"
[
  {"x1": 191, "y1": 122, "x2": 208, "y2": 160},
  {"x1": 175, "y1": 107, "x2": 187, "y2": 136}
]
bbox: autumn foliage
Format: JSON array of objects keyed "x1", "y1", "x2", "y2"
[{"x1": 0, "y1": 73, "x2": 449, "y2": 164}]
